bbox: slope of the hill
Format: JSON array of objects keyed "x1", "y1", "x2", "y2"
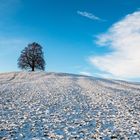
[{"x1": 0, "y1": 72, "x2": 140, "y2": 139}]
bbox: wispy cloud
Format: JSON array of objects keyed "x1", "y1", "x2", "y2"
[
  {"x1": 77, "y1": 11, "x2": 105, "y2": 21},
  {"x1": 79, "y1": 71, "x2": 92, "y2": 76},
  {"x1": 89, "y1": 11, "x2": 140, "y2": 80}
]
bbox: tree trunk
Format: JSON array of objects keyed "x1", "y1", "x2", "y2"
[
  {"x1": 32, "y1": 61, "x2": 35, "y2": 71},
  {"x1": 32, "y1": 66, "x2": 34, "y2": 71}
]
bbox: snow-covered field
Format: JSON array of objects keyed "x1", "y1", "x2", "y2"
[{"x1": 0, "y1": 72, "x2": 140, "y2": 140}]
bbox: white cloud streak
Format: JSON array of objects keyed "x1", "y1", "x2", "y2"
[
  {"x1": 77, "y1": 11, "x2": 105, "y2": 21},
  {"x1": 90, "y1": 11, "x2": 140, "y2": 80},
  {"x1": 79, "y1": 71, "x2": 92, "y2": 76}
]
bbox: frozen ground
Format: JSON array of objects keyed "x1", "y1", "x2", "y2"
[{"x1": 0, "y1": 72, "x2": 140, "y2": 140}]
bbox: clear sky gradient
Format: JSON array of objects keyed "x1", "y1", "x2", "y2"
[{"x1": 0, "y1": 0, "x2": 140, "y2": 81}]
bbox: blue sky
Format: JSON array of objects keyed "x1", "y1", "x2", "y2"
[{"x1": 0, "y1": 0, "x2": 140, "y2": 81}]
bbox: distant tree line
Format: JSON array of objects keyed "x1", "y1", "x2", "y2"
[{"x1": 18, "y1": 42, "x2": 45, "y2": 71}]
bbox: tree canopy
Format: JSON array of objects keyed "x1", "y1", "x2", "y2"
[{"x1": 18, "y1": 42, "x2": 45, "y2": 71}]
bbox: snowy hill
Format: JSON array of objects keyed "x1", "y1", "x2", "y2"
[{"x1": 0, "y1": 72, "x2": 140, "y2": 139}]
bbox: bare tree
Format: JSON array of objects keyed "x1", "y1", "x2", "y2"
[{"x1": 18, "y1": 42, "x2": 45, "y2": 71}]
